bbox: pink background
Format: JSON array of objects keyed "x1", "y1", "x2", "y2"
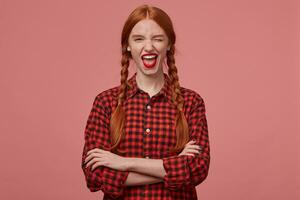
[{"x1": 0, "y1": 0, "x2": 299, "y2": 199}]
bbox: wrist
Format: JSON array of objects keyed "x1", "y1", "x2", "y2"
[{"x1": 124, "y1": 157, "x2": 135, "y2": 171}]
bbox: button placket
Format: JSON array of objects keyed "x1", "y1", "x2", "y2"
[{"x1": 143, "y1": 100, "x2": 152, "y2": 161}]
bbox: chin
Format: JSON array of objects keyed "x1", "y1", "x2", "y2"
[
  {"x1": 142, "y1": 69, "x2": 158, "y2": 75},
  {"x1": 137, "y1": 66, "x2": 159, "y2": 76}
]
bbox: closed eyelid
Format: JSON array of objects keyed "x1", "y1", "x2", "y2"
[
  {"x1": 132, "y1": 36, "x2": 164, "y2": 39},
  {"x1": 134, "y1": 38, "x2": 163, "y2": 42}
]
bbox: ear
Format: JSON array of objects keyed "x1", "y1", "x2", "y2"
[{"x1": 167, "y1": 45, "x2": 171, "y2": 51}]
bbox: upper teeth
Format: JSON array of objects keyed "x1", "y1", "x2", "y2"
[{"x1": 143, "y1": 55, "x2": 156, "y2": 59}]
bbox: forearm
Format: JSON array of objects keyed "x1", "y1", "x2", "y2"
[
  {"x1": 124, "y1": 171, "x2": 163, "y2": 186},
  {"x1": 126, "y1": 157, "x2": 166, "y2": 179}
]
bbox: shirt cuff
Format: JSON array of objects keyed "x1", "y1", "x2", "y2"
[
  {"x1": 100, "y1": 167, "x2": 130, "y2": 198},
  {"x1": 162, "y1": 155, "x2": 191, "y2": 190}
]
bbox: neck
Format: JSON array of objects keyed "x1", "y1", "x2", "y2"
[{"x1": 136, "y1": 71, "x2": 165, "y2": 96}]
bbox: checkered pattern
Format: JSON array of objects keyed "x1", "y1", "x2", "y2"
[{"x1": 81, "y1": 72, "x2": 210, "y2": 199}]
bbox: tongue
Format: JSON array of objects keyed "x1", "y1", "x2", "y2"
[{"x1": 142, "y1": 58, "x2": 157, "y2": 68}]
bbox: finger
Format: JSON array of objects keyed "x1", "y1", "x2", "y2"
[
  {"x1": 91, "y1": 161, "x2": 109, "y2": 171},
  {"x1": 184, "y1": 141, "x2": 195, "y2": 147},
  {"x1": 87, "y1": 148, "x2": 104, "y2": 156},
  {"x1": 91, "y1": 162, "x2": 101, "y2": 171},
  {"x1": 84, "y1": 153, "x2": 100, "y2": 163},
  {"x1": 87, "y1": 148, "x2": 97, "y2": 155},
  {"x1": 85, "y1": 157, "x2": 98, "y2": 168},
  {"x1": 84, "y1": 152, "x2": 102, "y2": 164},
  {"x1": 87, "y1": 148, "x2": 107, "y2": 156},
  {"x1": 197, "y1": 145, "x2": 203, "y2": 150},
  {"x1": 85, "y1": 153, "x2": 94, "y2": 163},
  {"x1": 186, "y1": 149, "x2": 201, "y2": 154},
  {"x1": 86, "y1": 157, "x2": 105, "y2": 168},
  {"x1": 183, "y1": 153, "x2": 195, "y2": 157},
  {"x1": 187, "y1": 140, "x2": 196, "y2": 144},
  {"x1": 187, "y1": 144, "x2": 202, "y2": 150},
  {"x1": 85, "y1": 150, "x2": 106, "y2": 162}
]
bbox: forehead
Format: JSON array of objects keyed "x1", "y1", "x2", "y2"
[{"x1": 130, "y1": 19, "x2": 166, "y2": 36}]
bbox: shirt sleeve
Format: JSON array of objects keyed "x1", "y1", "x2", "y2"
[
  {"x1": 162, "y1": 93, "x2": 210, "y2": 190},
  {"x1": 81, "y1": 95, "x2": 129, "y2": 199}
]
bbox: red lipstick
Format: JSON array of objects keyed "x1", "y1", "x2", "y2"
[{"x1": 141, "y1": 53, "x2": 158, "y2": 69}]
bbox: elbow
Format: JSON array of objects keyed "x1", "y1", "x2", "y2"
[
  {"x1": 162, "y1": 168, "x2": 195, "y2": 191},
  {"x1": 82, "y1": 166, "x2": 126, "y2": 199},
  {"x1": 191, "y1": 157, "x2": 210, "y2": 186},
  {"x1": 86, "y1": 182, "x2": 124, "y2": 199},
  {"x1": 164, "y1": 159, "x2": 210, "y2": 190},
  {"x1": 191, "y1": 155, "x2": 210, "y2": 186},
  {"x1": 86, "y1": 183, "x2": 101, "y2": 193},
  {"x1": 82, "y1": 166, "x2": 103, "y2": 192},
  {"x1": 163, "y1": 173, "x2": 209, "y2": 191},
  {"x1": 86, "y1": 179, "x2": 124, "y2": 199},
  {"x1": 162, "y1": 155, "x2": 210, "y2": 190},
  {"x1": 192, "y1": 166, "x2": 209, "y2": 186}
]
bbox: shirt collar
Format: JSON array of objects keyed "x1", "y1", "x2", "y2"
[{"x1": 126, "y1": 72, "x2": 173, "y2": 103}]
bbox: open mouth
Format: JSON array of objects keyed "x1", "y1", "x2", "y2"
[{"x1": 141, "y1": 54, "x2": 158, "y2": 68}]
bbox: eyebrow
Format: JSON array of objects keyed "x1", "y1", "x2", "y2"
[{"x1": 131, "y1": 34, "x2": 165, "y2": 38}]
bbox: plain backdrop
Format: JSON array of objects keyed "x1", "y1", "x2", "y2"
[{"x1": 0, "y1": 0, "x2": 299, "y2": 199}]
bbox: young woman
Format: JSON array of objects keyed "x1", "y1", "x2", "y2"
[{"x1": 81, "y1": 4, "x2": 210, "y2": 200}]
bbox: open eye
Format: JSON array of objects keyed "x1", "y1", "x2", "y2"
[{"x1": 155, "y1": 39, "x2": 163, "y2": 42}]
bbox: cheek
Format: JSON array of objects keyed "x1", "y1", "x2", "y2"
[
  {"x1": 131, "y1": 51, "x2": 140, "y2": 60},
  {"x1": 158, "y1": 50, "x2": 168, "y2": 58},
  {"x1": 155, "y1": 44, "x2": 168, "y2": 54},
  {"x1": 130, "y1": 51, "x2": 142, "y2": 64}
]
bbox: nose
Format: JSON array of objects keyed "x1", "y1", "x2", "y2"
[{"x1": 144, "y1": 40, "x2": 154, "y2": 51}]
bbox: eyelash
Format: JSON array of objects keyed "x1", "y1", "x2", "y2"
[{"x1": 134, "y1": 39, "x2": 163, "y2": 42}]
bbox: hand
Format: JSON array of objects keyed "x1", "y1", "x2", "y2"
[
  {"x1": 84, "y1": 148, "x2": 128, "y2": 171},
  {"x1": 178, "y1": 140, "x2": 202, "y2": 157}
]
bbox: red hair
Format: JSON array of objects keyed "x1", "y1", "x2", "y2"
[{"x1": 109, "y1": 4, "x2": 189, "y2": 154}]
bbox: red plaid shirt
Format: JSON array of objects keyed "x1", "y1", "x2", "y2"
[{"x1": 81, "y1": 72, "x2": 210, "y2": 200}]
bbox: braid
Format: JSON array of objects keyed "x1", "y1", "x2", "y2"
[
  {"x1": 118, "y1": 53, "x2": 130, "y2": 104},
  {"x1": 167, "y1": 46, "x2": 190, "y2": 153},
  {"x1": 109, "y1": 49, "x2": 130, "y2": 154}
]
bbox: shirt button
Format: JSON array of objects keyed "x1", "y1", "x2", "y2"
[
  {"x1": 146, "y1": 105, "x2": 151, "y2": 110},
  {"x1": 146, "y1": 128, "x2": 151, "y2": 133}
]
